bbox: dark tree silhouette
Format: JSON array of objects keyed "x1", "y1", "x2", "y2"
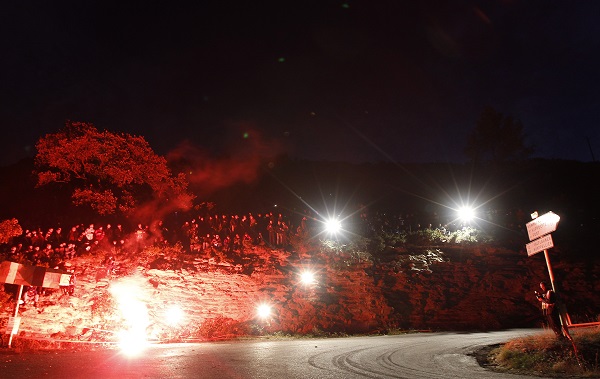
[
  {"x1": 34, "y1": 121, "x2": 194, "y2": 215},
  {"x1": 464, "y1": 106, "x2": 533, "y2": 163}
]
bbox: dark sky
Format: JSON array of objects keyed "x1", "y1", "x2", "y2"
[{"x1": 2, "y1": 0, "x2": 599, "y2": 167}]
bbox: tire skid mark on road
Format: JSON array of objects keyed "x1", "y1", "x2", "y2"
[
  {"x1": 332, "y1": 347, "x2": 394, "y2": 378},
  {"x1": 309, "y1": 345, "x2": 385, "y2": 378},
  {"x1": 377, "y1": 348, "x2": 443, "y2": 379},
  {"x1": 377, "y1": 339, "x2": 465, "y2": 379},
  {"x1": 309, "y1": 343, "x2": 442, "y2": 379},
  {"x1": 307, "y1": 345, "x2": 349, "y2": 374}
]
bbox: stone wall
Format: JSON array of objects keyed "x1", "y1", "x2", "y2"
[{"x1": 1, "y1": 242, "x2": 599, "y2": 344}]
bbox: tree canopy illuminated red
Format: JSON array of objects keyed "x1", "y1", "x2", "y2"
[{"x1": 34, "y1": 121, "x2": 194, "y2": 215}]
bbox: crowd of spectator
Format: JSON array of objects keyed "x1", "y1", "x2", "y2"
[
  {"x1": 0, "y1": 206, "x2": 528, "y2": 269},
  {"x1": 0, "y1": 205, "x2": 554, "y2": 312},
  {"x1": 0, "y1": 211, "x2": 316, "y2": 269}
]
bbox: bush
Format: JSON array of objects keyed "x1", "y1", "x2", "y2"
[
  {"x1": 449, "y1": 227, "x2": 491, "y2": 244},
  {"x1": 194, "y1": 316, "x2": 250, "y2": 340},
  {"x1": 90, "y1": 290, "x2": 117, "y2": 319},
  {"x1": 405, "y1": 229, "x2": 446, "y2": 245}
]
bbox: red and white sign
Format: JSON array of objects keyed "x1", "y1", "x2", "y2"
[
  {"x1": 0, "y1": 261, "x2": 71, "y2": 289},
  {"x1": 526, "y1": 211, "x2": 560, "y2": 241},
  {"x1": 526, "y1": 234, "x2": 554, "y2": 256}
]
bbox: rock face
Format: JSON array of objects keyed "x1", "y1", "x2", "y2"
[{"x1": 1, "y1": 243, "x2": 599, "y2": 345}]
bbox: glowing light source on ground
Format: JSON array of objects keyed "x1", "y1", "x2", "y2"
[
  {"x1": 117, "y1": 328, "x2": 149, "y2": 357},
  {"x1": 109, "y1": 279, "x2": 150, "y2": 356},
  {"x1": 257, "y1": 303, "x2": 272, "y2": 319},
  {"x1": 165, "y1": 304, "x2": 184, "y2": 326}
]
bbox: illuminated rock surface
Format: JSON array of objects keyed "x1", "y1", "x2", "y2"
[{"x1": 1, "y1": 243, "x2": 598, "y2": 344}]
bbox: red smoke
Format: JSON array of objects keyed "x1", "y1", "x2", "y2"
[{"x1": 166, "y1": 126, "x2": 285, "y2": 197}]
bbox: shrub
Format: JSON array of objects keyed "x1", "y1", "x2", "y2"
[
  {"x1": 194, "y1": 316, "x2": 250, "y2": 340},
  {"x1": 90, "y1": 290, "x2": 117, "y2": 319}
]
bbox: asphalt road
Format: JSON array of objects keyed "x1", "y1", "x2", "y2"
[{"x1": 0, "y1": 329, "x2": 552, "y2": 379}]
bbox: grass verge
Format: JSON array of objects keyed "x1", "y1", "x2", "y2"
[{"x1": 477, "y1": 329, "x2": 600, "y2": 378}]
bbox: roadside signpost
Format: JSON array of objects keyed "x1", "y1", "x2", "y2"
[
  {"x1": 526, "y1": 234, "x2": 554, "y2": 257},
  {"x1": 525, "y1": 211, "x2": 572, "y2": 339},
  {"x1": 525, "y1": 210, "x2": 600, "y2": 336},
  {"x1": 0, "y1": 262, "x2": 72, "y2": 348},
  {"x1": 525, "y1": 211, "x2": 560, "y2": 288},
  {"x1": 526, "y1": 211, "x2": 560, "y2": 242}
]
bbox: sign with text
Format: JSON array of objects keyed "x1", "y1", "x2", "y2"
[
  {"x1": 526, "y1": 234, "x2": 554, "y2": 256},
  {"x1": 526, "y1": 211, "x2": 560, "y2": 241}
]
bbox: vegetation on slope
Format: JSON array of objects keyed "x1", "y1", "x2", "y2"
[{"x1": 479, "y1": 329, "x2": 600, "y2": 378}]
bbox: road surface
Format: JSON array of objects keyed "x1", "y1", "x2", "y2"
[{"x1": 0, "y1": 329, "x2": 552, "y2": 378}]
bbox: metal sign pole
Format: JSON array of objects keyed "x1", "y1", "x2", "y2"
[
  {"x1": 13, "y1": 285, "x2": 22, "y2": 318},
  {"x1": 8, "y1": 285, "x2": 24, "y2": 348},
  {"x1": 543, "y1": 249, "x2": 556, "y2": 292},
  {"x1": 543, "y1": 248, "x2": 573, "y2": 341}
]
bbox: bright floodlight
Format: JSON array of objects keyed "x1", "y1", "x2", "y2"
[
  {"x1": 324, "y1": 218, "x2": 342, "y2": 234},
  {"x1": 300, "y1": 270, "x2": 316, "y2": 285},
  {"x1": 457, "y1": 206, "x2": 475, "y2": 222},
  {"x1": 117, "y1": 328, "x2": 149, "y2": 357},
  {"x1": 165, "y1": 304, "x2": 184, "y2": 326},
  {"x1": 109, "y1": 280, "x2": 150, "y2": 356},
  {"x1": 257, "y1": 303, "x2": 272, "y2": 319}
]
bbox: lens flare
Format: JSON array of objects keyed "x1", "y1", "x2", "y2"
[
  {"x1": 117, "y1": 328, "x2": 149, "y2": 357},
  {"x1": 110, "y1": 279, "x2": 150, "y2": 356},
  {"x1": 257, "y1": 303, "x2": 272, "y2": 319},
  {"x1": 324, "y1": 218, "x2": 342, "y2": 234},
  {"x1": 165, "y1": 304, "x2": 184, "y2": 326},
  {"x1": 457, "y1": 206, "x2": 475, "y2": 222},
  {"x1": 300, "y1": 270, "x2": 316, "y2": 285}
]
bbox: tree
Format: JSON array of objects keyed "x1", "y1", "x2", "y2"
[
  {"x1": 0, "y1": 218, "x2": 22, "y2": 244},
  {"x1": 464, "y1": 107, "x2": 533, "y2": 163},
  {"x1": 34, "y1": 121, "x2": 194, "y2": 215}
]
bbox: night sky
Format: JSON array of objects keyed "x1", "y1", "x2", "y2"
[{"x1": 2, "y1": 0, "x2": 599, "y2": 167}]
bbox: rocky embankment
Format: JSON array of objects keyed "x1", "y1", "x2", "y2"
[{"x1": 1, "y1": 242, "x2": 599, "y2": 346}]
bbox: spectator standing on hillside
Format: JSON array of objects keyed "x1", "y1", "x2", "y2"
[
  {"x1": 94, "y1": 226, "x2": 105, "y2": 246},
  {"x1": 135, "y1": 223, "x2": 147, "y2": 253},
  {"x1": 535, "y1": 281, "x2": 564, "y2": 339},
  {"x1": 267, "y1": 220, "x2": 276, "y2": 246},
  {"x1": 67, "y1": 270, "x2": 76, "y2": 295},
  {"x1": 180, "y1": 221, "x2": 191, "y2": 253},
  {"x1": 113, "y1": 224, "x2": 125, "y2": 246},
  {"x1": 275, "y1": 221, "x2": 284, "y2": 246},
  {"x1": 84, "y1": 224, "x2": 95, "y2": 244},
  {"x1": 23, "y1": 286, "x2": 39, "y2": 307},
  {"x1": 31, "y1": 230, "x2": 45, "y2": 248},
  {"x1": 67, "y1": 226, "x2": 79, "y2": 245},
  {"x1": 280, "y1": 221, "x2": 289, "y2": 247}
]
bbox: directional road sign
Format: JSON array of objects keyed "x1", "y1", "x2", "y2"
[
  {"x1": 526, "y1": 234, "x2": 554, "y2": 256},
  {"x1": 526, "y1": 211, "x2": 560, "y2": 241}
]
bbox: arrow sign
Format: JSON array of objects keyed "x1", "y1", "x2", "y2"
[
  {"x1": 526, "y1": 234, "x2": 554, "y2": 256},
  {"x1": 526, "y1": 211, "x2": 560, "y2": 241}
]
